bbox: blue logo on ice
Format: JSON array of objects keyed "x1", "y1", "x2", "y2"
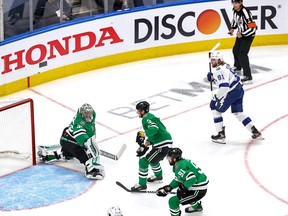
[{"x1": 0, "y1": 164, "x2": 93, "y2": 211}]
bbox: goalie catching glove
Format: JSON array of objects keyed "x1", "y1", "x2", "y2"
[{"x1": 156, "y1": 185, "x2": 172, "y2": 197}]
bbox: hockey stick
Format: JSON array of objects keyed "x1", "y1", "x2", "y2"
[
  {"x1": 101, "y1": 144, "x2": 127, "y2": 160},
  {"x1": 56, "y1": 138, "x2": 127, "y2": 161},
  {"x1": 208, "y1": 42, "x2": 221, "y2": 94},
  {"x1": 116, "y1": 181, "x2": 176, "y2": 194}
]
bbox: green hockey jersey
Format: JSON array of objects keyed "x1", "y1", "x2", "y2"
[
  {"x1": 169, "y1": 158, "x2": 208, "y2": 190},
  {"x1": 141, "y1": 112, "x2": 173, "y2": 148},
  {"x1": 67, "y1": 109, "x2": 96, "y2": 146}
]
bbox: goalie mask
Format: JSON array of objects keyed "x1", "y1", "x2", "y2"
[
  {"x1": 80, "y1": 103, "x2": 94, "y2": 123},
  {"x1": 107, "y1": 206, "x2": 123, "y2": 216}
]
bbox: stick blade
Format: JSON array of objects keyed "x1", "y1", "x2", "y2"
[
  {"x1": 116, "y1": 181, "x2": 132, "y2": 192},
  {"x1": 99, "y1": 144, "x2": 127, "y2": 160},
  {"x1": 116, "y1": 181, "x2": 148, "y2": 193},
  {"x1": 116, "y1": 144, "x2": 127, "y2": 160}
]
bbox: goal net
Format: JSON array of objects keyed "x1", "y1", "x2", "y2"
[{"x1": 0, "y1": 98, "x2": 36, "y2": 165}]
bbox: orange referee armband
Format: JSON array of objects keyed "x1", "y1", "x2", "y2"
[{"x1": 247, "y1": 22, "x2": 257, "y2": 28}]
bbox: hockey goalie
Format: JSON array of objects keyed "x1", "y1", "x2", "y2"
[{"x1": 37, "y1": 103, "x2": 105, "y2": 180}]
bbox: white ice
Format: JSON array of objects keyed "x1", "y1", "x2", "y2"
[{"x1": 0, "y1": 45, "x2": 288, "y2": 216}]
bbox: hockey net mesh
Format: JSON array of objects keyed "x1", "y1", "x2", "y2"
[{"x1": 0, "y1": 98, "x2": 36, "y2": 165}]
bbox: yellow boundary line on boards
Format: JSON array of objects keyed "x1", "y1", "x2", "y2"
[{"x1": 0, "y1": 34, "x2": 287, "y2": 97}]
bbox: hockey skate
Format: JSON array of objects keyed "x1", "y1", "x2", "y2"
[
  {"x1": 147, "y1": 175, "x2": 163, "y2": 183},
  {"x1": 131, "y1": 183, "x2": 147, "y2": 191},
  {"x1": 85, "y1": 168, "x2": 104, "y2": 180},
  {"x1": 211, "y1": 127, "x2": 226, "y2": 144},
  {"x1": 251, "y1": 126, "x2": 264, "y2": 140},
  {"x1": 185, "y1": 201, "x2": 203, "y2": 213}
]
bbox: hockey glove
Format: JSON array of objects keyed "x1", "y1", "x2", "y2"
[
  {"x1": 136, "y1": 145, "x2": 149, "y2": 157},
  {"x1": 207, "y1": 72, "x2": 214, "y2": 82},
  {"x1": 136, "y1": 131, "x2": 145, "y2": 145},
  {"x1": 156, "y1": 185, "x2": 172, "y2": 197},
  {"x1": 177, "y1": 184, "x2": 188, "y2": 199}
]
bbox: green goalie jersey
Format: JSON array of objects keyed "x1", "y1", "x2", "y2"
[
  {"x1": 169, "y1": 158, "x2": 208, "y2": 191},
  {"x1": 142, "y1": 112, "x2": 173, "y2": 148},
  {"x1": 67, "y1": 109, "x2": 96, "y2": 146}
]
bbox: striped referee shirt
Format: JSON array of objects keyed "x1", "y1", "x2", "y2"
[{"x1": 231, "y1": 5, "x2": 257, "y2": 37}]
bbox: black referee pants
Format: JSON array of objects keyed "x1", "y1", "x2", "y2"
[{"x1": 232, "y1": 36, "x2": 254, "y2": 78}]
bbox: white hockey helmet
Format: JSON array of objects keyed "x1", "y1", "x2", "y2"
[
  {"x1": 107, "y1": 206, "x2": 123, "y2": 216},
  {"x1": 210, "y1": 51, "x2": 224, "y2": 62}
]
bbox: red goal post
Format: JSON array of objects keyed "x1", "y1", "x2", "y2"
[{"x1": 0, "y1": 98, "x2": 36, "y2": 165}]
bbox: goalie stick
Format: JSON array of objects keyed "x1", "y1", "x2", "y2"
[
  {"x1": 41, "y1": 140, "x2": 127, "y2": 161},
  {"x1": 61, "y1": 137, "x2": 126, "y2": 160},
  {"x1": 116, "y1": 181, "x2": 176, "y2": 194},
  {"x1": 101, "y1": 144, "x2": 127, "y2": 160},
  {"x1": 208, "y1": 42, "x2": 221, "y2": 94}
]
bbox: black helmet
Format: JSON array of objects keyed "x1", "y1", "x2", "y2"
[
  {"x1": 231, "y1": 0, "x2": 242, "y2": 3},
  {"x1": 136, "y1": 101, "x2": 150, "y2": 113},
  {"x1": 167, "y1": 148, "x2": 182, "y2": 160}
]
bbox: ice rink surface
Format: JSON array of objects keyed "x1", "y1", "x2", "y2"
[{"x1": 0, "y1": 45, "x2": 288, "y2": 216}]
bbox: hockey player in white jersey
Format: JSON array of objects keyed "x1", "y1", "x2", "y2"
[{"x1": 207, "y1": 51, "x2": 263, "y2": 144}]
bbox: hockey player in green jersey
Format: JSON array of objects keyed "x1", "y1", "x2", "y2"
[
  {"x1": 37, "y1": 103, "x2": 105, "y2": 180},
  {"x1": 156, "y1": 148, "x2": 208, "y2": 216},
  {"x1": 131, "y1": 101, "x2": 173, "y2": 191}
]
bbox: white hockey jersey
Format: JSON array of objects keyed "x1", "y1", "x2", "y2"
[{"x1": 212, "y1": 63, "x2": 241, "y2": 100}]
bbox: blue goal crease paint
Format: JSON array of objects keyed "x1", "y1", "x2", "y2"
[{"x1": 0, "y1": 164, "x2": 93, "y2": 211}]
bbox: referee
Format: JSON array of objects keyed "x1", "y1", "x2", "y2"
[{"x1": 228, "y1": 0, "x2": 257, "y2": 84}]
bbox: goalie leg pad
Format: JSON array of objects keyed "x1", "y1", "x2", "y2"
[
  {"x1": 85, "y1": 158, "x2": 105, "y2": 180},
  {"x1": 84, "y1": 137, "x2": 100, "y2": 159},
  {"x1": 37, "y1": 145, "x2": 64, "y2": 163}
]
